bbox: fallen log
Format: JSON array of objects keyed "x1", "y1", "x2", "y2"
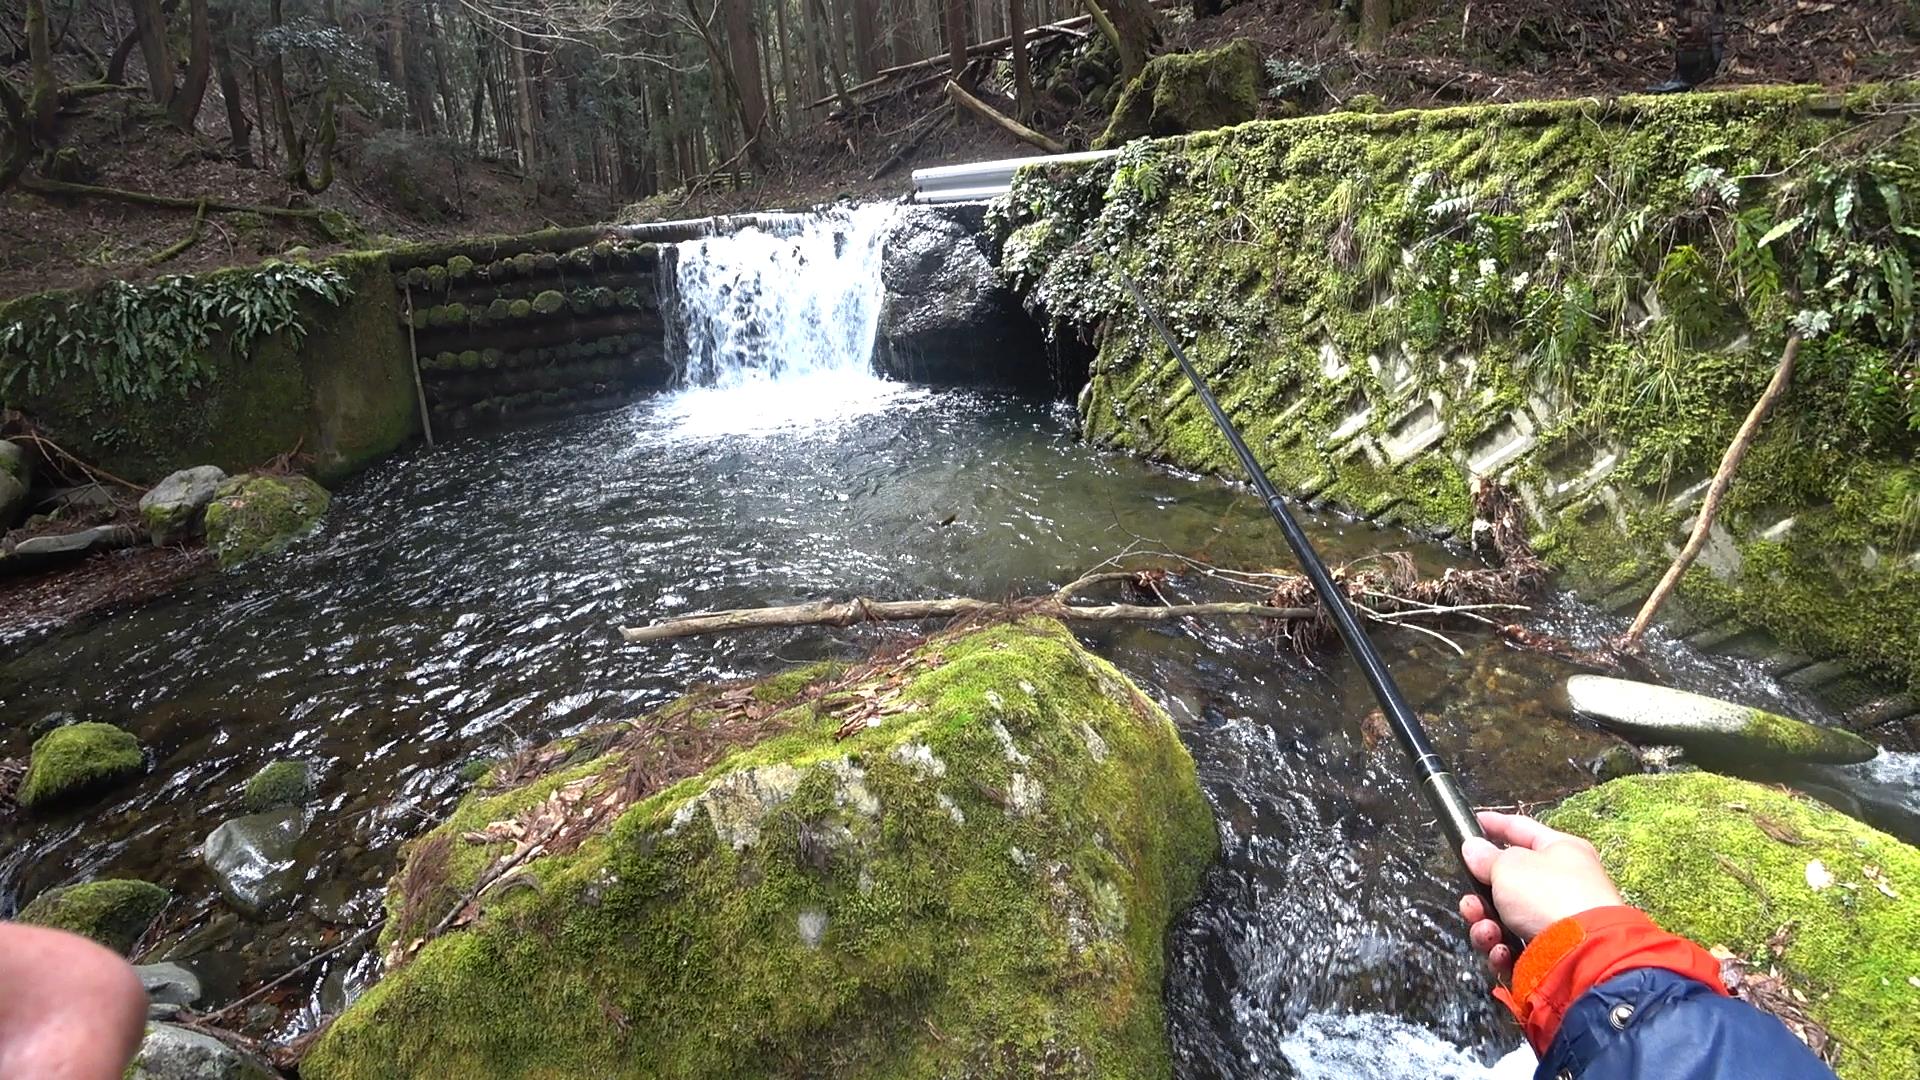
[
  {"x1": 621, "y1": 595, "x2": 1313, "y2": 643},
  {"x1": 947, "y1": 80, "x2": 1067, "y2": 154}
]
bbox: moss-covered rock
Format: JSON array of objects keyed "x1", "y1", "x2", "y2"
[
  {"x1": 241, "y1": 759, "x2": 313, "y2": 812},
  {"x1": 1548, "y1": 773, "x2": 1920, "y2": 1080},
  {"x1": 18, "y1": 722, "x2": 145, "y2": 808},
  {"x1": 18, "y1": 879, "x2": 170, "y2": 955},
  {"x1": 302, "y1": 618, "x2": 1217, "y2": 1079},
  {"x1": 1565, "y1": 676, "x2": 1877, "y2": 765},
  {"x1": 203, "y1": 473, "x2": 331, "y2": 569},
  {"x1": 530, "y1": 289, "x2": 566, "y2": 315},
  {"x1": 1094, "y1": 39, "x2": 1261, "y2": 150}
]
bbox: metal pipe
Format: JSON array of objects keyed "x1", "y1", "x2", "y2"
[{"x1": 1118, "y1": 269, "x2": 1525, "y2": 963}]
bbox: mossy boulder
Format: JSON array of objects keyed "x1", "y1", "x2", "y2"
[
  {"x1": 18, "y1": 879, "x2": 170, "y2": 955},
  {"x1": 203, "y1": 474, "x2": 331, "y2": 569},
  {"x1": 302, "y1": 618, "x2": 1217, "y2": 1078},
  {"x1": 18, "y1": 722, "x2": 146, "y2": 808},
  {"x1": 0, "y1": 438, "x2": 27, "y2": 527},
  {"x1": 1094, "y1": 39, "x2": 1261, "y2": 150},
  {"x1": 1548, "y1": 773, "x2": 1920, "y2": 1080},
  {"x1": 530, "y1": 289, "x2": 566, "y2": 315},
  {"x1": 137, "y1": 465, "x2": 228, "y2": 546},
  {"x1": 241, "y1": 759, "x2": 313, "y2": 812},
  {"x1": 1565, "y1": 676, "x2": 1878, "y2": 765}
]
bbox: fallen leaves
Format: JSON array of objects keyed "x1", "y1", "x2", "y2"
[
  {"x1": 820, "y1": 650, "x2": 945, "y2": 740},
  {"x1": 1861, "y1": 864, "x2": 1900, "y2": 900},
  {"x1": 1712, "y1": 925, "x2": 1833, "y2": 1063}
]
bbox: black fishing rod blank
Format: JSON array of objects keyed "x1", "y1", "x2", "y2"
[{"x1": 1118, "y1": 269, "x2": 1525, "y2": 962}]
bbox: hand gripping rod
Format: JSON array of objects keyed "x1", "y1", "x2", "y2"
[{"x1": 1118, "y1": 269, "x2": 1526, "y2": 963}]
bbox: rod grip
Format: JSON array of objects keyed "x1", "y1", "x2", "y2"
[{"x1": 1425, "y1": 771, "x2": 1529, "y2": 962}]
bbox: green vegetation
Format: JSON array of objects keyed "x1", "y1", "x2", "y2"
[
  {"x1": 1548, "y1": 773, "x2": 1920, "y2": 1080},
  {"x1": 302, "y1": 618, "x2": 1217, "y2": 1079},
  {"x1": 204, "y1": 474, "x2": 332, "y2": 568},
  {"x1": 17, "y1": 879, "x2": 170, "y2": 955},
  {"x1": 242, "y1": 760, "x2": 314, "y2": 812},
  {"x1": 996, "y1": 85, "x2": 1920, "y2": 690},
  {"x1": 17, "y1": 722, "x2": 145, "y2": 809}
]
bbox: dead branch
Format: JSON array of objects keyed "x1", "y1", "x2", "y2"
[
  {"x1": 17, "y1": 176, "x2": 329, "y2": 220},
  {"x1": 620, "y1": 594, "x2": 1313, "y2": 643},
  {"x1": 867, "y1": 110, "x2": 948, "y2": 181},
  {"x1": 804, "y1": 17, "x2": 1093, "y2": 110},
  {"x1": 946, "y1": 80, "x2": 1066, "y2": 154},
  {"x1": 1619, "y1": 333, "x2": 1800, "y2": 650}
]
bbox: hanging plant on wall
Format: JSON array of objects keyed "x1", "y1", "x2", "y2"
[{"x1": 0, "y1": 261, "x2": 352, "y2": 405}]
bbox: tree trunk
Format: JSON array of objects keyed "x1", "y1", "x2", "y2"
[
  {"x1": 1082, "y1": 0, "x2": 1157, "y2": 80},
  {"x1": 721, "y1": 0, "x2": 769, "y2": 158},
  {"x1": 510, "y1": 30, "x2": 538, "y2": 172},
  {"x1": 25, "y1": 0, "x2": 58, "y2": 140},
  {"x1": 852, "y1": 0, "x2": 882, "y2": 78},
  {"x1": 468, "y1": 36, "x2": 489, "y2": 149},
  {"x1": 944, "y1": 0, "x2": 967, "y2": 88},
  {"x1": 128, "y1": 0, "x2": 175, "y2": 105},
  {"x1": 210, "y1": 4, "x2": 252, "y2": 164},
  {"x1": 168, "y1": 0, "x2": 211, "y2": 131},
  {"x1": 1008, "y1": 0, "x2": 1032, "y2": 121},
  {"x1": 806, "y1": 0, "x2": 853, "y2": 110},
  {"x1": 1357, "y1": 0, "x2": 1392, "y2": 52}
]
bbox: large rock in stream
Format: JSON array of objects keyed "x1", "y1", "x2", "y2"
[
  {"x1": 1566, "y1": 675, "x2": 1877, "y2": 765},
  {"x1": 16, "y1": 721, "x2": 146, "y2": 808},
  {"x1": 139, "y1": 465, "x2": 229, "y2": 546},
  {"x1": 875, "y1": 205, "x2": 1048, "y2": 386},
  {"x1": 203, "y1": 473, "x2": 330, "y2": 568},
  {"x1": 1548, "y1": 773, "x2": 1920, "y2": 1080},
  {"x1": 17, "y1": 878, "x2": 170, "y2": 955},
  {"x1": 203, "y1": 806, "x2": 310, "y2": 916},
  {"x1": 303, "y1": 618, "x2": 1217, "y2": 1078}
]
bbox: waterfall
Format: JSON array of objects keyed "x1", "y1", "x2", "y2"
[{"x1": 663, "y1": 204, "x2": 896, "y2": 389}]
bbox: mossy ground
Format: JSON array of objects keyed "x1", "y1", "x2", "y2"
[
  {"x1": 303, "y1": 618, "x2": 1217, "y2": 1079},
  {"x1": 203, "y1": 474, "x2": 332, "y2": 568},
  {"x1": 1547, "y1": 773, "x2": 1920, "y2": 1080},
  {"x1": 997, "y1": 85, "x2": 1920, "y2": 691},
  {"x1": 17, "y1": 878, "x2": 169, "y2": 955},
  {"x1": 17, "y1": 722, "x2": 145, "y2": 808}
]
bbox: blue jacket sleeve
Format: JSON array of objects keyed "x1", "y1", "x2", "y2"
[{"x1": 1534, "y1": 968, "x2": 1836, "y2": 1080}]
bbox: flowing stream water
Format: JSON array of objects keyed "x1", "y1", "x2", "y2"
[{"x1": 1, "y1": 207, "x2": 1908, "y2": 1076}]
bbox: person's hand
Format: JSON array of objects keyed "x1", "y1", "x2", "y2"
[{"x1": 1458, "y1": 810, "x2": 1624, "y2": 978}]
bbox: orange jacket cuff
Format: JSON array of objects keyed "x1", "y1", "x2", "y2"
[{"x1": 1490, "y1": 905, "x2": 1727, "y2": 1053}]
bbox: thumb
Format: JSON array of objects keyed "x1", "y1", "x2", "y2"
[{"x1": 1460, "y1": 836, "x2": 1501, "y2": 886}]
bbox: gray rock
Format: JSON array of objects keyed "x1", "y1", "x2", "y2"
[
  {"x1": 0, "y1": 438, "x2": 28, "y2": 487},
  {"x1": 134, "y1": 962, "x2": 203, "y2": 1007},
  {"x1": 139, "y1": 467, "x2": 229, "y2": 546},
  {"x1": 127, "y1": 1022, "x2": 277, "y2": 1080},
  {"x1": 203, "y1": 806, "x2": 309, "y2": 916},
  {"x1": 1565, "y1": 675, "x2": 1878, "y2": 766},
  {"x1": 875, "y1": 204, "x2": 1047, "y2": 386},
  {"x1": 0, "y1": 470, "x2": 25, "y2": 531},
  {"x1": 1587, "y1": 743, "x2": 1643, "y2": 783}
]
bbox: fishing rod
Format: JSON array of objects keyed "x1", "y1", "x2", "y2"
[{"x1": 1117, "y1": 269, "x2": 1525, "y2": 963}]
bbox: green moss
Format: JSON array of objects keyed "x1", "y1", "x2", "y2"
[
  {"x1": 997, "y1": 83, "x2": 1920, "y2": 689},
  {"x1": 242, "y1": 759, "x2": 313, "y2": 812},
  {"x1": 531, "y1": 290, "x2": 566, "y2": 316},
  {"x1": 17, "y1": 879, "x2": 170, "y2": 955},
  {"x1": 18, "y1": 723, "x2": 145, "y2": 808},
  {"x1": 303, "y1": 618, "x2": 1217, "y2": 1079},
  {"x1": 1095, "y1": 40, "x2": 1262, "y2": 151},
  {"x1": 1547, "y1": 774, "x2": 1920, "y2": 1080},
  {"x1": 508, "y1": 299, "x2": 533, "y2": 320},
  {"x1": 203, "y1": 473, "x2": 332, "y2": 569}
]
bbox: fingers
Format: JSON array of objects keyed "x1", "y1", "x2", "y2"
[
  {"x1": 1475, "y1": 810, "x2": 1572, "y2": 852},
  {"x1": 1487, "y1": 942, "x2": 1514, "y2": 979},
  {"x1": 1459, "y1": 891, "x2": 1487, "y2": 925}
]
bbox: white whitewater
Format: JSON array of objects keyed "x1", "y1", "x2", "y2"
[
  {"x1": 1278, "y1": 1012, "x2": 1535, "y2": 1080},
  {"x1": 659, "y1": 204, "x2": 921, "y2": 437}
]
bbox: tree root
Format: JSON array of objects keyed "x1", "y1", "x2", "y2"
[{"x1": 143, "y1": 198, "x2": 207, "y2": 265}]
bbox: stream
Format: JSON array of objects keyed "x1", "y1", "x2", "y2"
[{"x1": 1, "y1": 207, "x2": 1908, "y2": 1077}]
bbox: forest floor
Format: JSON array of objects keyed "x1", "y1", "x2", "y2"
[{"x1": 1, "y1": 0, "x2": 1914, "y2": 300}]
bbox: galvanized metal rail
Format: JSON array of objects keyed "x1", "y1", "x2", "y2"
[{"x1": 911, "y1": 149, "x2": 1119, "y2": 204}]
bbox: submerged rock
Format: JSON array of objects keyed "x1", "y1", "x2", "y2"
[
  {"x1": 203, "y1": 806, "x2": 310, "y2": 916},
  {"x1": 303, "y1": 618, "x2": 1217, "y2": 1078},
  {"x1": 18, "y1": 879, "x2": 170, "y2": 955},
  {"x1": 17, "y1": 721, "x2": 146, "y2": 808},
  {"x1": 203, "y1": 473, "x2": 331, "y2": 568},
  {"x1": 241, "y1": 759, "x2": 313, "y2": 812},
  {"x1": 1548, "y1": 773, "x2": 1920, "y2": 1080},
  {"x1": 139, "y1": 466, "x2": 229, "y2": 546},
  {"x1": 1094, "y1": 39, "x2": 1262, "y2": 150},
  {"x1": 0, "y1": 438, "x2": 27, "y2": 527},
  {"x1": 874, "y1": 204, "x2": 1047, "y2": 386},
  {"x1": 1565, "y1": 676, "x2": 1876, "y2": 766},
  {"x1": 127, "y1": 1022, "x2": 277, "y2": 1080}
]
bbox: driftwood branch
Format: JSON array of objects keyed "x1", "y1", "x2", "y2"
[
  {"x1": 1620, "y1": 333, "x2": 1801, "y2": 650},
  {"x1": 620, "y1": 595, "x2": 1314, "y2": 644},
  {"x1": 946, "y1": 80, "x2": 1066, "y2": 154}
]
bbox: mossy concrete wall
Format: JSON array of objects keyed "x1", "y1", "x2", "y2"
[
  {"x1": 995, "y1": 85, "x2": 1920, "y2": 724},
  {"x1": 0, "y1": 253, "x2": 418, "y2": 485}
]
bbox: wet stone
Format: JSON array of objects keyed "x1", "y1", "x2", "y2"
[{"x1": 203, "y1": 807, "x2": 310, "y2": 916}]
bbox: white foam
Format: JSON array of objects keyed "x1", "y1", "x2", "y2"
[{"x1": 1277, "y1": 1011, "x2": 1534, "y2": 1080}]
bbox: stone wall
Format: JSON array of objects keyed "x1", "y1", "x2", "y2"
[{"x1": 994, "y1": 85, "x2": 1920, "y2": 736}]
